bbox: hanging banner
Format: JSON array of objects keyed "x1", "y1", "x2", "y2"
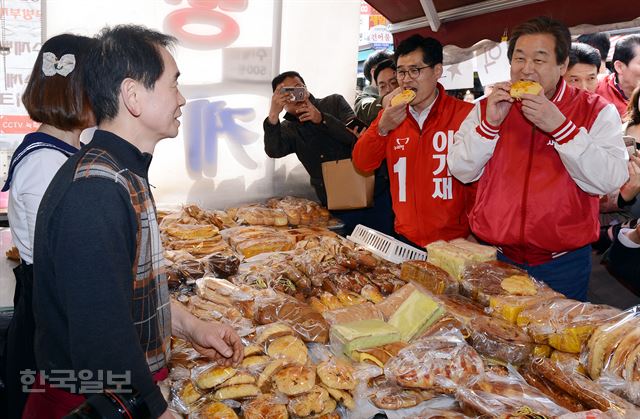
[
  {"x1": 439, "y1": 58, "x2": 474, "y2": 90},
  {"x1": 475, "y1": 41, "x2": 511, "y2": 87}
]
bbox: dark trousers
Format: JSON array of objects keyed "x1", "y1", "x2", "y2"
[
  {"x1": 498, "y1": 245, "x2": 592, "y2": 301},
  {"x1": 4, "y1": 263, "x2": 36, "y2": 419}
]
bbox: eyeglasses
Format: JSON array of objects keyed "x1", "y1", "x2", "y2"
[{"x1": 396, "y1": 66, "x2": 432, "y2": 80}]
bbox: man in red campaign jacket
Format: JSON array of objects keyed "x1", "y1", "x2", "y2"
[
  {"x1": 352, "y1": 35, "x2": 474, "y2": 247},
  {"x1": 596, "y1": 35, "x2": 640, "y2": 117},
  {"x1": 448, "y1": 17, "x2": 628, "y2": 301}
]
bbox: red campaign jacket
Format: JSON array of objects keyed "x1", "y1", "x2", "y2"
[
  {"x1": 353, "y1": 84, "x2": 475, "y2": 246},
  {"x1": 470, "y1": 83, "x2": 608, "y2": 265},
  {"x1": 596, "y1": 73, "x2": 628, "y2": 117}
]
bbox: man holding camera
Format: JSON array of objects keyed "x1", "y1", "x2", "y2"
[{"x1": 264, "y1": 71, "x2": 394, "y2": 235}]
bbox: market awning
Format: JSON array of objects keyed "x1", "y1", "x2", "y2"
[{"x1": 365, "y1": 0, "x2": 640, "y2": 62}]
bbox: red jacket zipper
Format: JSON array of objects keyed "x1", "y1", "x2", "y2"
[{"x1": 519, "y1": 126, "x2": 536, "y2": 264}]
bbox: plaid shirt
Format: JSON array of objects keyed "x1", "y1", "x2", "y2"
[{"x1": 74, "y1": 148, "x2": 171, "y2": 373}]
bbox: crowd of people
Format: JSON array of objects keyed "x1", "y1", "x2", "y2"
[
  {"x1": 266, "y1": 17, "x2": 640, "y2": 302},
  {"x1": 1, "y1": 12, "x2": 639, "y2": 419}
]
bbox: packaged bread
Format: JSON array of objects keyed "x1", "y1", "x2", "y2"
[
  {"x1": 455, "y1": 370, "x2": 570, "y2": 418},
  {"x1": 400, "y1": 260, "x2": 459, "y2": 295},
  {"x1": 530, "y1": 357, "x2": 639, "y2": 416},
  {"x1": 375, "y1": 283, "x2": 417, "y2": 320},
  {"x1": 164, "y1": 223, "x2": 219, "y2": 240},
  {"x1": 266, "y1": 196, "x2": 331, "y2": 226},
  {"x1": 233, "y1": 205, "x2": 288, "y2": 226},
  {"x1": 520, "y1": 365, "x2": 587, "y2": 412},
  {"x1": 584, "y1": 307, "x2": 640, "y2": 404},
  {"x1": 517, "y1": 299, "x2": 621, "y2": 353},
  {"x1": 388, "y1": 290, "x2": 444, "y2": 342},
  {"x1": 321, "y1": 302, "x2": 384, "y2": 326},
  {"x1": 330, "y1": 319, "x2": 401, "y2": 356},
  {"x1": 350, "y1": 342, "x2": 407, "y2": 367},
  {"x1": 384, "y1": 330, "x2": 484, "y2": 393},
  {"x1": 468, "y1": 314, "x2": 537, "y2": 365},
  {"x1": 242, "y1": 394, "x2": 288, "y2": 419},
  {"x1": 460, "y1": 260, "x2": 559, "y2": 309},
  {"x1": 254, "y1": 290, "x2": 329, "y2": 343},
  {"x1": 369, "y1": 384, "x2": 437, "y2": 410},
  {"x1": 448, "y1": 238, "x2": 497, "y2": 260},
  {"x1": 426, "y1": 239, "x2": 495, "y2": 280}
]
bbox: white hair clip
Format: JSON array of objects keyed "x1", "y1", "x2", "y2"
[{"x1": 42, "y1": 52, "x2": 76, "y2": 77}]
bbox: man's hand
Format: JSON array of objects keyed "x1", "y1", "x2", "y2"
[
  {"x1": 378, "y1": 91, "x2": 408, "y2": 134},
  {"x1": 347, "y1": 125, "x2": 367, "y2": 138},
  {"x1": 485, "y1": 82, "x2": 514, "y2": 126},
  {"x1": 382, "y1": 87, "x2": 403, "y2": 109},
  {"x1": 187, "y1": 319, "x2": 244, "y2": 367},
  {"x1": 620, "y1": 155, "x2": 640, "y2": 202},
  {"x1": 627, "y1": 223, "x2": 640, "y2": 245},
  {"x1": 297, "y1": 99, "x2": 323, "y2": 124},
  {"x1": 520, "y1": 91, "x2": 567, "y2": 133},
  {"x1": 268, "y1": 83, "x2": 290, "y2": 125}
]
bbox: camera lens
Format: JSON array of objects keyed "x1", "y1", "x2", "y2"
[{"x1": 63, "y1": 390, "x2": 150, "y2": 419}]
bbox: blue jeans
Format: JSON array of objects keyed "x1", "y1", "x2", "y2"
[{"x1": 497, "y1": 245, "x2": 592, "y2": 301}]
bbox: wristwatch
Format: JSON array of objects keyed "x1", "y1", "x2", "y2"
[{"x1": 378, "y1": 126, "x2": 389, "y2": 137}]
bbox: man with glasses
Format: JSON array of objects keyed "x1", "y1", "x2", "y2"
[
  {"x1": 353, "y1": 35, "x2": 475, "y2": 247},
  {"x1": 448, "y1": 17, "x2": 627, "y2": 301}
]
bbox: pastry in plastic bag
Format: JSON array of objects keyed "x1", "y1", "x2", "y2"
[
  {"x1": 369, "y1": 384, "x2": 437, "y2": 410},
  {"x1": 520, "y1": 365, "x2": 587, "y2": 412},
  {"x1": 213, "y1": 383, "x2": 260, "y2": 400},
  {"x1": 384, "y1": 331, "x2": 484, "y2": 393},
  {"x1": 517, "y1": 299, "x2": 621, "y2": 353},
  {"x1": 273, "y1": 364, "x2": 316, "y2": 396},
  {"x1": 529, "y1": 357, "x2": 638, "y2": 415},
  {"x1": 321, "y1": 384, "x2": 355, "y2": 410},
  {"x1": 316, "y1": 358, "x2": 356, "y2": 390},
  {"x1": 288, "y1": 385, "x2": 331, "y2": 417},
  {"x1": 243, "y1": 394, "x2": 288, "y2": 419},
  {"x1": 468, "y1": 315, "x2": 536, "y2": 365},
  {"x1": 400, "y1": 260, "x2": 459, "y2": 295},
  {"x1": 267, "y1": 335, "x2": 308, "y2": 364},
  {"x1": 195, "y1": 401, "x2": 239, "y2": 419},
  {"x1": 196, "y1": 365, "x2": 237, "y2": 390}
]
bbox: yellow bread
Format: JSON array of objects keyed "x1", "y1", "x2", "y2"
[
  {"x1": 390, "y1": 89, "x2": 416, "y2": 106},
  {"x1": 510, "y1": 80, "x2": 543, "y2": 99}
]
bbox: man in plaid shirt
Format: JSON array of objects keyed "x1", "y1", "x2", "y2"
[{"x1": 26, "y1": 26, "x2": 243, "y2": 418}]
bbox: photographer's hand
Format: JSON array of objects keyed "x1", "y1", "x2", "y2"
[
  {"x1": 298, "y1": 99, "x2": 322, "y2": 124},
  {"x1": 268, "y1": 83, "x2": 290, "y2": 125}
]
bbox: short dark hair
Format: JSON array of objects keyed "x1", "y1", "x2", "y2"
[
  {"x1": 508, "y1": 16, "x2": 571, "y2": 64},
  {"x1": 363, "y1": 50, "x2": 393, "y2": 83},
  {"x1": 271, "y1": 71, "x2": 306, "y2": 92},
  {"x1": 373, "y1": 59, "x2": 396, "y2": 84},
  {"x1": 83, "y1": 25, "x2": 177, "y2": 124},
  {"x1": 576, "y1": 32, "x2": 610, "y2": 63},
  {"x1": 22, "y1": 34, "x2": 96, "y2": 130},
  {"x1": 394, "y1": 35, "x2": 443, "y2": 67},
  {"x1": 568, "y1": 42, "x2": 601, "y2": 70},
  {"x1": 626, "y1": 85, "x2": 640, "y2": 126},
  {"x1": 612, "y1": 35, "x2": 640, "y2": 73}
]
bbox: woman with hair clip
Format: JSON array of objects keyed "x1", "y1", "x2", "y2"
[{"x1": 1, "y1": 33, "x2": 96, "y2": 419}]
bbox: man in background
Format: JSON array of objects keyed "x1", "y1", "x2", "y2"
[
  {"x1": 577, "y1": 32, "x2": 611, "y2": 75},
  {"x1": 564, "y1": 42, "x2": 601, "y2": 93},
  {"x1": 596, "y1": 35, "x2": 640, "y2": 117},
  {"x1": 355, "y1": 50, "x2": 393, "y2": 125}
]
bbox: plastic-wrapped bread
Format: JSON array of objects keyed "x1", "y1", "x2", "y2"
[
  {"x1": 520, "y1": 365, "x2": 587, "y2": 412},
  {"x1": 384, "y1": 330, "x2": 484, "y2": 393},
  {"x1": 517, "y1": 299, "x2": 621, "y2": 353},
  {"x1": 375, "y1": 283, "x2": 417, "y2": 320},
  {"x1": 468, "y1": 315, "x2": 537, "y2": 365},
  {"x1": 455, "y1": 370, "x2": 570, "y2": 418},
  {"x1": 426, "y1": 239, "x2": 496, "y2": 280},
  {"x1": 400, "y1": 260, "x2": 459, "y2": 295},
  {"x1": 530, "y1": 357, "x2": 639, "y2": 415},
  {"x1": 583, "y1": 307, "x2": 640, "y2": 405}
]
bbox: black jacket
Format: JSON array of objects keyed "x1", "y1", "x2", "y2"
[{"x1": 263, "y1": 94, "x2": 356, "y2": 205}]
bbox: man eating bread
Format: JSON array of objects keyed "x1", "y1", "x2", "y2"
[
  {"x1": 353, "y1": 35, "x2": 475, "y2": 247},
  {"x1": 448, "y1": 17, "x2": 628, "y2": 301}
]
